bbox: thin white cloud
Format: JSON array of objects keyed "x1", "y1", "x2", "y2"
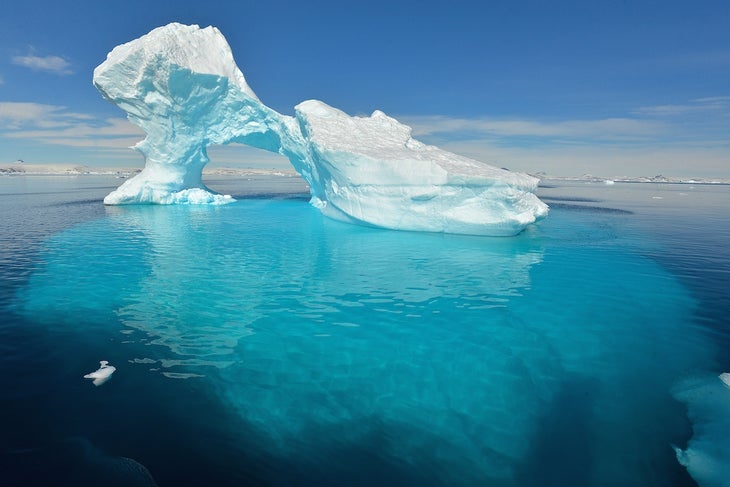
[
  {"x1": 633, "y1": 96, "x2": 730, "y2": 117},
  {"x1": 403, "y1": 95, "x2": 729, "y2": 148},
  {"x1": 404, "y1": 116, "x2": 666, "y2": 143},
  {"x1": 398, "y1": 97, "x2": 730, "y2": 177},
  {"x1": 0, "y1": 102, "x2": 74, "y2": 128},
  {"x1": 692, "y1": 96, "x2": 730, "y2": 104},
  {"x1": 7, "y1": 117, "x2": 141, "y2": 139},
  {"x1": 0, "y1": 102, "x2": 143, "y2": 150},
  {"x1": 12, "y1": 53, "x2": 73, "y2": 75},
  {"x1": 434, "y1": 138, "x2": 730, "y2": 179},
  {"x1": 0, "y1": 101, "x2": 58, "y2": 119}
]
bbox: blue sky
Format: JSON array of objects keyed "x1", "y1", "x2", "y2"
[{"x1": 1, "y1": 0, "x2": 728, "y2": 176}]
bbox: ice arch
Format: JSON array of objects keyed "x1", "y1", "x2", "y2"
[{"x1": 94, "y1": 23, "x2": 548, "y2": 236}]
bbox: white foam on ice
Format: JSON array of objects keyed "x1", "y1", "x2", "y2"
[{"x1": 94, "y1": 22, "x2": 548, "y2": 235}]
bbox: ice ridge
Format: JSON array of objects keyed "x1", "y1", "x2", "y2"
[{"x1": 93, "y1": 23, "x2": 548, "y2": 236}]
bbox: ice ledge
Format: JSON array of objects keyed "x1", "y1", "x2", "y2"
[{"x1": 103, "y1": 187, "x2": 234, "y2": 205}]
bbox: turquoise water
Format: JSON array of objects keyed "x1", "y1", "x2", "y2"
[{"x1": 1, "y1": 176, "x2": 728, "y2": 486}]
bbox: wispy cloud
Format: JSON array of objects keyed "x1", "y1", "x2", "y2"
[
  {"x1": 433, "y1": 138, "x2": 730, "y2": 178},
  {"x1": 405, "y1": 116, "x2": 666, "y2": 144},
  {"x1": 0, "y1": 102, "x2": 143, "y2": 149},
  {"x1": 1, "y1": 102, "x2": 86, "y2": 127},
  {"x1": 399, "y1": 96, "x2": 730, "y2": 177},
  {"x1": 12, "y1": 52, "x2": 73, "y2": 75},
  {"x1": 633, "y1": 96, "x2": 730, "y2": 117},
  {"x1": 403, "y1": 95, "x2": 729, "y2": 148}
]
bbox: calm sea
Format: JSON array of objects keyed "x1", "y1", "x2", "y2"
[{"x1": 1, "y1": 175, "x2": 728, "y2": 486}]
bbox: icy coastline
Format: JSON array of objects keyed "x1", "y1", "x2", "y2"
[
  {"x1": 539, "y1": 174, "x2": 730, "y2": 185},
  {"x1": 3, "y1": 163, "x2": 728, "y2": 186},
  {"x1": 0, "y1": 163, "x2": 299, "y2": 178}
]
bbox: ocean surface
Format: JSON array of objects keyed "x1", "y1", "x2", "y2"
[{"x1": 1, "y1": 174, "x2": 728, "y2": 486}]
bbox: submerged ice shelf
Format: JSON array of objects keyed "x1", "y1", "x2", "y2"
[
  {"x1": 93, "y1": 23, "x2": 548, "y2": 236},
  {"x1": 672, "y1": 374, "x2": 730, "y2": 487}
]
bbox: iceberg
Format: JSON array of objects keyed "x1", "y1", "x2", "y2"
[{"x1": 94, "y1": 23, "x2": 548, "y2": 236}]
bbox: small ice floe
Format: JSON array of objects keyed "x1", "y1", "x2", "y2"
[
  {"x1": 83, "y1": 361, "x2": 116, "y2": 386},
  {"x1": 604, "y1": 179, "x2": 615, "y2": 185},
  {"x1": 720, "y1": 372, "x2": 730, "y2": 389}
]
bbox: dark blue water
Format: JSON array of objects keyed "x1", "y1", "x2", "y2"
[{"x1": 1, "y1": 175, "x2": 728, "y2": 486}]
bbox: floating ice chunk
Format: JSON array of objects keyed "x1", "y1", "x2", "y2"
[
  {"x1": 94, "y1": 23, "x2": 548, "y2": 236},
  {"x1": 84, "y1": 360, "x2": 116, "y2": 386},
  {"x1": 719, "y1": 372, "x2": 730, "y2": 388}
]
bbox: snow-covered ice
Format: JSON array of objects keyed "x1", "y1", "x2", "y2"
[
  {"x1": 94, "y1": 23, "x2": 548, "y2": 236},
  {"x1": 84, "y1": 360, "x2": 116, "y2": 386}
]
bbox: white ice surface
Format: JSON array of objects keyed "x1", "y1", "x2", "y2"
[
  {"x1": 94, "y1": 23, "x2": 548, "y2": 236},
  {"x1": 84, "y1": 360, "x2": 116, "y2": 386}
]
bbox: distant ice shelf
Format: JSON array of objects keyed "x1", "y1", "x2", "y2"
[{"x1": 93, "y1": 23, "x2": 548, "y2": 236}]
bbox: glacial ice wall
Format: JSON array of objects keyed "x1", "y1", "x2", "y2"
[{"x1": 94, "y1": 23, "x2": 548, "y2": 236}]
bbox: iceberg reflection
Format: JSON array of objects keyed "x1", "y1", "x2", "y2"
[
  {"x1": 15, "y1": 199, "x2": 714, "y2": 485},
  {"x1": 102, "y1": 201, "x2": 544, "y2": 378}
]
